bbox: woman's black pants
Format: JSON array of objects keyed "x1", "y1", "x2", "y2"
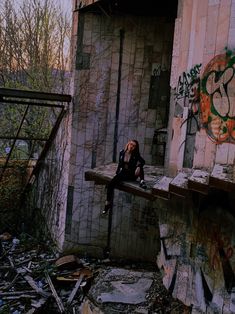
[{"x1": 106, "y1": 168, "x2": 144, "y2": 202}]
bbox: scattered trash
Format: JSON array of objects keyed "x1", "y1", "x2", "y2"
[
  {"x1": 0, "y1": 232, "x2": 190, "y2": 313},
  {"x1": 55, "y1": 254, "x2": 82, "y2": 270},
  {"x1": 0, "y1": 232, "x2": 94, "y2": 313}
]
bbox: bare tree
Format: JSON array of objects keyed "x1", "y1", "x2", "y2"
[
  {"x1": 0, "y1": 0, "x2": 71, "y2": 92},
  {"x1": 0, "y1": 0, "x2": 71, "y2": 161}
]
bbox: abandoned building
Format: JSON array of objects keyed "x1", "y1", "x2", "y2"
[{"x1": 1, "y1": 0, "x2": 235, "y2": 312}]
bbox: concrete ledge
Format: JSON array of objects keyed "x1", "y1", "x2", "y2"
[
  {"x1": 169, "y1": 171, "x2": 192, "y2": 198},
  {"x1": 85, "y1": 163, "x2": 164, "y2": 200},
  {"x1": 188, "y1": 169, "x2": 209, "y2": 195},
  {"x1": 152, "y1": 176, "x2": 173, "y2": 199},
  {"x1": 209, "y1": 164, "x2": 235, "y2": 192},
  {"x1": 85, "y1": 163, "x2": 235, "y2": 200}
]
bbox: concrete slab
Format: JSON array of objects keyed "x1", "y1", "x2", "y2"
[
  {"x1": 81, "y1": 265, "x2": 188, "y2": 314},
  {"x1": 92, "y1": 268, "x2": 153, "y2": 304}
]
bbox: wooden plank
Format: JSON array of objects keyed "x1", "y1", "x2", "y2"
[
  {"x1": 209, "y1": 163, "x2": 235, "y2": 192},
  {"x1": 67, "y1": 274, "x2": 84, "y2": 305},
  {"x1": 188, "y1": 169, "x2": 209, "y2": 194},
  {"x1": 152, "y1": 176, "x2": 173, "y2": 199},
  {"x1": 45, "y1": 272, "x2": 65, "y2": 313},
  {"x1": 169, "y1": 171, "x2": 191, "y2": 197},
  {"x1": 24, "y1": 275, "x2": 50, "y2": 298},
  {"x1": 0, "y1": 290, "x2": 37, "y2": 296}
]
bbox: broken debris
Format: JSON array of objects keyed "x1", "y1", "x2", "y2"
[
  {"x1": 0, "y1": 233, "x2": 190, "y2": 313},
  {"x1": 0, "y1": 233, "x2": 94, "y2": 313}
]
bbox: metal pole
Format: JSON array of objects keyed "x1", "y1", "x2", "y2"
[
  {"x1": 103, "y1": 206, "x2": 113, "y2": 258},
  {"x1": 113, "y1": 29, "x2": 125, "y2": 162}
]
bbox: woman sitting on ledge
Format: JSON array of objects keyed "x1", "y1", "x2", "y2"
[{"x1": 103, "y1": 139, "x2": 147, "y2": 214}]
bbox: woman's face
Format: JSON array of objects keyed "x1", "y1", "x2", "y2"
[{"x1": 127, "y1": 141, "x2": 137, "y2": 152}]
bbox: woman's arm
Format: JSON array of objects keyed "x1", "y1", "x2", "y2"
[
  {"x1": 116, "y1": 150, "x2": 124, "y2": 174},
  {"x1": 137, "y1": 154, "x2": 145, "y2": 167}
]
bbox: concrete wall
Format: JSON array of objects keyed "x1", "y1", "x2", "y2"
[
  {"x1": 28, "y1": 107, "x2": 72, "y2": 250},
  {"x1": 65, "y1": 5, "x2": 175, "y2": 260},
  {"x1": 31, "y1": 0, "x2": 235, "y2": 311},
  {"x1": 168, "y1": 0, "x2": 235, "y2": 174},
  {"x1": 157, "y1": 190, "x2": 235, "y2": 313},
  {"x1": 69, "y1": 0, "x2": 235, "y2": 311},
  {"x1": 160, "y1": 0, "x2": 235, "y2": 312}
]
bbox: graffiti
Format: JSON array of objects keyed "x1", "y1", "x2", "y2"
[
  {"x1": 175, "y1": 65, "x2": 201, "y2": 138},
  {"x1": 210, "y1": 234, "x2": 234, "y2": 271},
  {"x1": 175, "y1": 64, "x2": 202, "y2": 101},
  {"x1": 175, "y1": 54, "x2": 235, "y2": 143},
  {"x1": 192, "y1": 218, "x2": 235, "y2": 271},
  {"x1": 189, "y1": 77, "x2": 200, "y2": 115},
  {"x1": 200, "y1": 53, "x2": 235, "y2": 143}
]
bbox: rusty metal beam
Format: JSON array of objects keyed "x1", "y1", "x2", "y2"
[
  {"x1": 1, "y1": 99, "x2": 65, "y2": 108},
  {"x1": 0, "y1": 136, "x2": 48, "y2": 141},
  {"x1": 0, "y1": 88, "x2": 71, "y2": 102},
  {"x1": 28, "y1": 107, "x2": 66, "y2": 179}
]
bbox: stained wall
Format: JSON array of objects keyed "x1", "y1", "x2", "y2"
[
  {"x1": 160, "y1": 0, "x2": 235, "y2": 312},
  {"x1": 66, "y1": 4, "x2": 175, "y2": 260},
  {"x1": 168, "y1": 0, "x2": 235, "y2": 174},
  {"x1": 35, "y1": 0, "x2": 235, "y2": 311}
]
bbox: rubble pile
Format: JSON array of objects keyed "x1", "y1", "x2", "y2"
[
  {"x1": 0, "y1": 232, "x2": 190, "y2": 314},
  {"x1": 0, "y1": 232, "x2": 93, "y2": 313},
  {"x1": 82, "y1": 264, "x2": 190, "y2": 314}
]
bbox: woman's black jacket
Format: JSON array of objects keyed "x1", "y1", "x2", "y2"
[{"x1": 116, "y1": 149, "x2": 145, "y2": 175}]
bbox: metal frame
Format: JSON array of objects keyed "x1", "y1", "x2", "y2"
[{"x1": 0, "y1": 88, "x2": 71, "y2": 184}]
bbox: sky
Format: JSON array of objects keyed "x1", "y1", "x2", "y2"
[
  {"x1": 56, "y1": 0, "x2": 72, "y2": 14},
  {"x1": 14, "y1": 0, "x2": 73, "y2": 14}
]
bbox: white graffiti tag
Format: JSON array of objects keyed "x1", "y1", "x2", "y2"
[{"x1": 206, "y1": 67, "x2": 234, "y2": 118}]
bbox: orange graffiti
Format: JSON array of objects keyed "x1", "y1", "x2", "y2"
[
  {"x1": 200, "y1": 93, "x2": 210, "y2": 124},
  {"x1": 200, "y1": 53, "x2": 235, "y2": 144}
]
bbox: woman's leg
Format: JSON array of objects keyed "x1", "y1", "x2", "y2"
[
  {"x1": 106, "y1": 172, "x2": 125, "y2": 203},
  {"x1": 103, "y1": 173, "x2": 125, "y2": 214},
  {"x1": 136, "y1": 167, "x2": 147, "y2": 189},
  {"x1": 138, "y1": 166, "x2": 145, "y2": 181}
]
